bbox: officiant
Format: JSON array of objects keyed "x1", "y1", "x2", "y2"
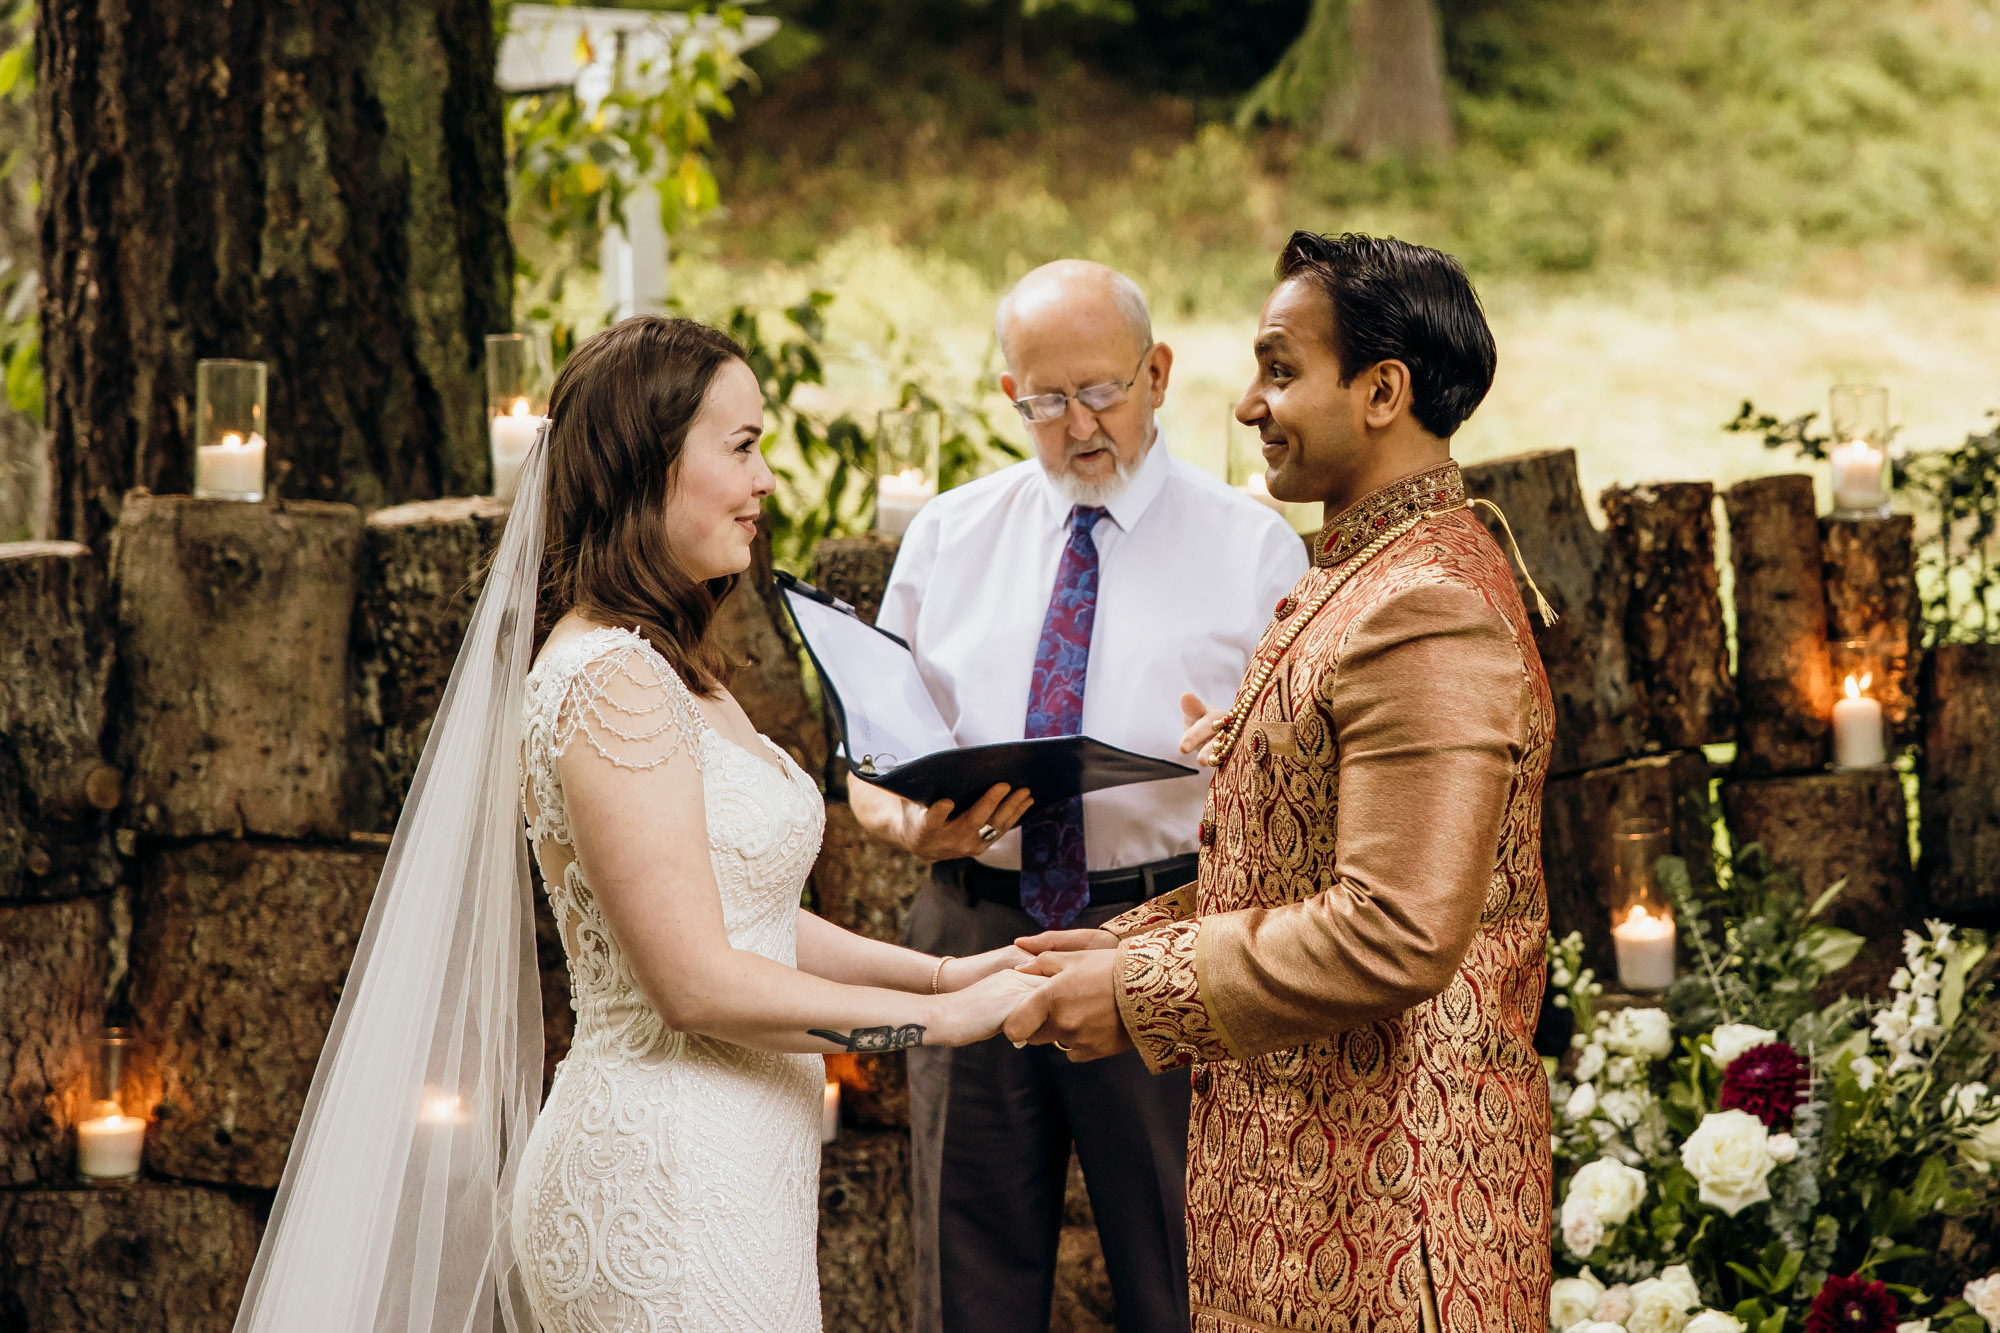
[{"x1": 849, "y1": 259, "x2": 1307, "y2": 1333}]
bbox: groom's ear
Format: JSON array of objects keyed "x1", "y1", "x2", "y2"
[{"x1": 1360, "y1": 359, "x2": 1414, "y2": 429}]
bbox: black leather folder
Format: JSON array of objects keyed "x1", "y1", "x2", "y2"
[{"x1": 776, "y1": 572, "x2": 1197, "y2": 813}]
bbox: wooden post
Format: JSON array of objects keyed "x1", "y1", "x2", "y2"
[
  {"x1": 1921, "y1": 644, "x2": 2000, "y2": 917},
  {"x1": 721, "y1": 530, "x2": 828, "y2": 777},
  {"x1": 1462, "y1": 449, "x2": 1642, "y2": 776},
  {"x1": 0, "y1": 899, "x2": 108, "y2": 1185},
  {"x1": 1821, "y1": 515, "x2": 1919, "y2": 741},
  {"x1": 125, "y1": 841, "x2": 384, "y2": 1188},
  {"x1": 1720, "y1": 771, "x2": 1913, "y2": 936},
  {"x1": 111, "y1": 496, "x2": 362, "y2": 840},
  {"x1": 810, "y1": 535, "x2": 902, "y2": 627},
  {"x1": 1724, "y1": 476, "x2": 1833, "y2": 774},
  {"x1": 1601, "y1": 483, "x2": 1735, "y2": 750},
  {"x1": 0, "y1": 1185, "x2": 262, "y2": 1331},
  {"x1": 818, "y1": 1129, "x2": 913, "y2": 1333},
  {"x1": 1539, "y1": 751, "x2": 1716, "y2": 978}
]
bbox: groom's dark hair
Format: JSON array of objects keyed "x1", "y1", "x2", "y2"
[{"x1": 1275, "y1": 232, "x2": 1496, "y2": 439}]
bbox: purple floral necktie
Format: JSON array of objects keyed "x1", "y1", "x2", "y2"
[{"x1": 1019, "y1": 505, "x2": 1106, "y2": 929}]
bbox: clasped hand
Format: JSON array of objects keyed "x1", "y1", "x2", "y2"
[{"x1": 998, "y1": 927, "x2": 1130, "y2": 1061}]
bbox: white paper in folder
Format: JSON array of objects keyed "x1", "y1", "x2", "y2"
[{"x1": 782, "y1": 590, "x2": 958, "y2": 770}]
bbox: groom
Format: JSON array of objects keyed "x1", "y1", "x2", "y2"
[{"x1": 1008, "y1": 232, "x2": 1556, "y2": 1333}]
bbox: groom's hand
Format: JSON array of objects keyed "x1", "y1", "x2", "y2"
[
  {"x1": 1012, "y1": 927, "x2": 1115, "y2": 954},
  {"x1": 1178, "y1": 692, "x2": 1230, "y2": 766},
  {"x1": 1002, "y1": 949, "x2": 1131, "y2": 1061}
]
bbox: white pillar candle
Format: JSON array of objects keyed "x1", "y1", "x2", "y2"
[
  {"x1": 821, "y1": 1079, "x2": 840, "y2": 1145},
  {"x1": 490, "y1": 399, "x2": 543, "y2": 501},
  {"x1": 195, "y1": 431, "x2": 267, "y2": 500},
  {"x1": 875, "y1": 467, "x2": 937, "y2": 537},
  {"x1": 77, "y1": 1107, "x2": 145, "y2": 1179},
  {"x1": 1833, "y1": 673, "x2": 1886, "y2": 768},
  {"x1": 1236, "y1": 472, "x2": 1289, "y2": 515},
  {"x1": 1612, "y1": 904, "x2": 1677, "y2": 991},
  {"x1": 1830, "y1": 438, "x2": 1887, "y2": 513}
]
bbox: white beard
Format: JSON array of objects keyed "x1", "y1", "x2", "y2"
[{"x1": 1042, "y1": 437, "x2": 1144, "y2": 509}]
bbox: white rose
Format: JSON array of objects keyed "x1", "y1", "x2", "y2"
[
  {"x1": 1895, "y1": 1321, "x2": 1932, "y2": 1333},
  {"x1": 1600, "y1": 1088, "x2": 1652, "y2": 1129},
  {"x1": 1685, "y1": 1312, "x2": 1746, "y2": 1333},
  {"x1": 1706, "y1": 1023, "x2": 1777, "y2": 1070},
  {"x1": 1608, "y1": 1056, "x2": 1640, "y2": 1085},
  {"x1": 1626, "y1": 1265, "x2": 1703, "y2": 1333},
  {"x1": 1550, "y1": 1269, "x2": 1607, "y2": 1331},
  {"x1": 1962, "y1": 1115, "x2": 2000, "y2": 1175},
  {"x1": 1596, "y1": 1284, "x2": 1634, "y2": 1323},
  {"x1": 1576, "y1": 1042, "x2": 1608, "y2": 1083},
  {"x1": 1768, "y1": 1133, "x2": 1798, "y2": 1163},
  {"x1": 1679, "y1": 1110, "x2": 1776, "y2": 1216},
  {"x1": 1560, "y1": 1195, "x2": 1605, "y2": 1257},
  {"x1": 1604, "y1": 1007, "x2": 1675, "y2": 1060},
  {"x1": 1966, "y1": 1272, "x2": 2000, "y2": 1330},
  {"x1": 1566, "y1": 1083, "x2": 1599, "y2": 1121},
  {"x1": 1570, "y1": 1156, "x2": 1649, "y2": 1226}
]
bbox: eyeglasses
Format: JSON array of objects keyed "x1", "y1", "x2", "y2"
[{"x1": 1010, "y1": 349, "x2": 1152, "y2": 425}]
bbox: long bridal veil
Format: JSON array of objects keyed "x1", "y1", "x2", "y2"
[{"x1": 234, "y1": 425, "x2": 551, "y2": 1332}]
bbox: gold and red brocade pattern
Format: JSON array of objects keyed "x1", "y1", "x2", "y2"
[
  {"x1": 1113, "y1": 919, "x2": 1235, "y2": 1068},
  {"x1": 1310, "y1": 462, "x2": 1466, "y2": 569},
  {"x1": 1101, "y1": 882, "x2": 1197, "y2": 941},
  {"x1": 1151, "y1": 498, "x2": 1556, "y2": 1333}
]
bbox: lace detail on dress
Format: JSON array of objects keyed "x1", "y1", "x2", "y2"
[{"x1": 513, "y1": 625, "x2": 828, "y2": 1333}]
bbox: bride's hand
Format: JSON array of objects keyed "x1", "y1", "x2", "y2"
[
  {"x1": 930, "y1": 969, "x2": 1048, "y2": 1047},
  {"x1": 936, "y1": 945, "x2": 1034, "y2": 992}
]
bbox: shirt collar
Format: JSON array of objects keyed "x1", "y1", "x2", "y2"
[
  {"x1": 1310, "y1": 461, "x2": 1466, "y2": 567},
  {"x1": 1036, "y1": 425, "x2": 1171, "y2": 533}
]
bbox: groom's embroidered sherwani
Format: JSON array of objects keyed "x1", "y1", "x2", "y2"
[{"x1": 1104, "y1": 462, "x2": 1554, "y2": 1333}]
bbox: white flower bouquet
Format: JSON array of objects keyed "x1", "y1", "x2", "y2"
[{"x1": 1545, "y1": 845, "x2": 2000, "y2": 1333}]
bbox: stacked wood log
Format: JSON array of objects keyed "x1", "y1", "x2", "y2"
[
  {"x1": 1725, "y1": 476, "x2": 1833, "y2": 775},
  {"x1": 1601, "y1": 482, "x2": 1735, "y2": 751},
  {"x1": 1921, "y1": 644, "x2": 2000, "y2": 916}
]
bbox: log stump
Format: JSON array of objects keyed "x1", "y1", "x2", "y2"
[
  {"x1": 1921, "y1": 644, "x2": 2000, "y2": 918},
  {"x1": 350, "y1": 496, "x2": 511, "y2": 830},
  {"x1": 1601, "y1": 483, "x2": 1735, "y2": 750},
  {"x1": 810, "y1": 535, "x2": 902, "y2": 626},
  {"x1": 818, "y1": 1127, "x2": 912, "y2": 1333},
  {"x1": 0, "y1": 542, "x2": 121, "y2": 899},
  {"x1": 813, "y1": 800, "x2": 929, "y2": 946},
  {"x1": 0, "y1": 899, "x2": 108, "y2": 1185},
  {"x1": 1821, "y1": 515, "x2": 1919, "y2": 741},
  {"x1": 1724, "y1": 476, "x2": 1833, "y2": 774},
  {"x1": 1720, "y1": 770, "x2": 1912, "y2": 936},
  {"x1": 111, "y1": 496, "x2": 362, "y2": 840},
  {"x1": 1463, "y1": 450, "x2": 1641, "y2": 775},
  {"x1": 1540, "y1": 751, "x2": 1716, "y2": 978},
  {"x1": 125, "y1": 841, "x2": 384, "y2": 1188},
  {"x1": 720, "y1": 531, "x2": 828, "y2": 776},
  {"x1": 0, "y1": 1184, "x2": 263, "y2": 1332}
]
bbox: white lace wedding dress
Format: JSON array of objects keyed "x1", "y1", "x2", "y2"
[{"x1": 512, "y1": 626, "x2": 827, "y2": 1332}]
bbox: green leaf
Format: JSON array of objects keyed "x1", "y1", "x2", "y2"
[
  {"x1": 1808, "y1": 878, "x2": 1847, "y2": 919},
  {"x1": 1772, "y1": 1248, "x2": 1802, "y2": 1294},
  {"x1": 1728, "y1": 1262, "x2": 1769, "y2": 1292},
  {"x1": 1940, "y1": 936, "x2": 1986, "y2": 1028},
  {"x1": 1758, "y1": 1313, "x2": 1786, "y2": 1333},
  {"x1": 0, "y1": 43, "x2": 23, "y2": 98},
  {"x1": 1946, "y1": 1316, "x2": 1988, "y2": 1333},
  {"x1": 1802, "y1": 925, "x2": 1866, "y2": 974}
]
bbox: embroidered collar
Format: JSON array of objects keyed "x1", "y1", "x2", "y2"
[{"x1": 1310, "y1": 462, "x2": 1465, "y2": 567}]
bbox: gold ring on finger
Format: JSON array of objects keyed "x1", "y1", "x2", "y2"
[{"x1": 1053, "y1": 1041, "x2": 1072, "y2": 1053}]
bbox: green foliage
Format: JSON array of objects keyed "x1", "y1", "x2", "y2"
[
  {"x1": 0, "y1": 1, "x2": 37, "y2": 422},
  {"x1": 1728, "y1": 400, "x2": 2000, "y2": 645}
]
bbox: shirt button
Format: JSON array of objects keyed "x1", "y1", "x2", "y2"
[{"x1": 1192, "y1": 1067, "x2": 1211, "y2": 1095}]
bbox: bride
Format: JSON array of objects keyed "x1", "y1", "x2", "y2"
[{"x1": 231, "y1": 316, "x2": 1045, "y2": 1333}]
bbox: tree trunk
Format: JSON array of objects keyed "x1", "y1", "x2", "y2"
[
  {"x1": 36, "y1": 0, "x2": 512, "y2": 547},
  {"x1": 1820, "y1": 514, "x2": 1919, "y2": 741},
  {"x1": 1720, "y1": 770, "x2": 1913, "y2": 936},
  {"x1": 0, "y1": 897, "x2": 107, "y2": 1186},
  {"x1": 818, "y1": 1129, "x2": 913, "y2": 1333},
  {"x1": 1921, "y1": 643, "x2": 2000, "y2": 917},
  {"x1": 1339, "y1": 0, "x2": 1453, "y2": 155},
  {"x1": 1601, "y1": 482, "x2": 1735, "y2": 750},
  {"x1": 1724, "y1": 476, "x2": 1833, "y2": 774}
]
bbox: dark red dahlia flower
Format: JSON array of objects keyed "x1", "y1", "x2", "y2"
[
  {"x1": 1804, "y1": 1273, "x2": 1897, "y2": 1333},
  {"x1": 1719, "y1": 1041, "x2": 1810, "y2": 1131}
]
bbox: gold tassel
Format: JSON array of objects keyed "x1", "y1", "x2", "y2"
[{"x1": 1469, "y1": 498, "x2": 1560, "y2": 627}]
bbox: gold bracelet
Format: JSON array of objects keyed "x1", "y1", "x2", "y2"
[{"x1": 931, "y1": 955, "x2": 956, "y2": 995}]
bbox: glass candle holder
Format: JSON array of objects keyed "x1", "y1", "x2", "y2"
[
  {"x1": 1828, "y1": 383, "x2": 1890, "y2": 519},
  {"x1": 1608, "y1": 819, "x2": 1676, "y2": 992},
  {"x1": 76, "y1": 1027, "x2": 144, "y2": 1183},
  {"x1": 874, "y1": 407, "x2": 940, "y2": 538},
  {"x1": 486, "y1": 332, "x2": 553, "y2": 501},
  {"x1": 1831, "y1": 637, "x2": 1888, "y2": 769},
  {"x1": 194, "y1": 359, "x2": 268, "y2": 501}
]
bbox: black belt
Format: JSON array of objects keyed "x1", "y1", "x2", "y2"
[{"x1": 943, "y1": 852, "x2": 1198, "y2": 912}]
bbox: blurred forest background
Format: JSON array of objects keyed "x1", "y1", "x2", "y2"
[{"x1": 3, "y1": 0, "x2": 1998, "y2": 545}]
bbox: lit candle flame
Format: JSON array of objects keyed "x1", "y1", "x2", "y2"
[
  {"x1": 1844, "y1": 672, "x2": 1872, "y2": 701},
  {"x1": 508, "y1": 398, "x2": 532, "y2": 420},
  {"x1": 220, "y1": 432, "x2": 244, "y2": 450},
  {"x1": 895, "y1": 466, "x2": 925, "y2": 486}
]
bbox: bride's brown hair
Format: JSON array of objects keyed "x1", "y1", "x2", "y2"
[{"x1": 536, "y1": 315, "x2": 751, "y2": 697}]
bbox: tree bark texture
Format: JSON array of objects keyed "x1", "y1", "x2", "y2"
[
  {"x1": 1341, "y1": 0, "x2": 1453, "y2": 155},
  {"x1": 1720, "y1": 770, "x2": 1913, "y2": 936},
  {"x1": 1463, "y1": 449, "x2": 1642, "y2": 776},
  {"x1": 110, "y1": 495, "x2": 360, "y2": 840},
  {"x1": 818, "y1": 1128, "x2": 913, "y2": 1333},
  {"x1": 812, "y1": 799, "x2": 928, "y2": 947},
  {"x1": 1053, "y1": 1154, "x2": 1116, "y2": 1333},
  {"x1": 721, "y1": 531, "x2": 830, "y2": 777},
  {"x1": 1601, "y1": 482, "x2": 1735, "y2": 750},
  {"x1": 348, "y1": 495, "x2": 511, "y2": 831},
  {"x1": 1724, "y1": 476, "x2": 1834, "y2": 775},
  {"x1": 1820, "y1": 514, "x2": 1919, "y2": 740},
  {"x1": 0, "y1": 898, "x2": 107, "y2": 1185},
  {"x1": 0, "y1": 540, "x2": 120, "y2": 900},
  {"x1": 36, "y1": 0, "x2": 512, "y2": 547},
  {"x1": 1539, "y1": 750, "x2": 1716, "y2": 979},
  {"x1": 0, "y1": 1184, "x2": 263, "y2": 1332},
  {"x1": 124, "y1": 840, "x2": 383, "y2": 1188},
  {"x1": 1920, "y1": 644, "x2": 2000, "y2": 917}
]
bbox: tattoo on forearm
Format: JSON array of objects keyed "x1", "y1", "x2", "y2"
[{"x1": 808, "y1": 1024, "x2": 926, "y2": 1052}]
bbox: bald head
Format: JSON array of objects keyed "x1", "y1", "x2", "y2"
[{"x1": 995, "y1": 260, "x2": 1153, "y2": 369}]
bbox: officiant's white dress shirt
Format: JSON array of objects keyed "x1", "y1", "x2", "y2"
[{"x1": 876, "y1": 435, "x2": 1309, "y2": 872}]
